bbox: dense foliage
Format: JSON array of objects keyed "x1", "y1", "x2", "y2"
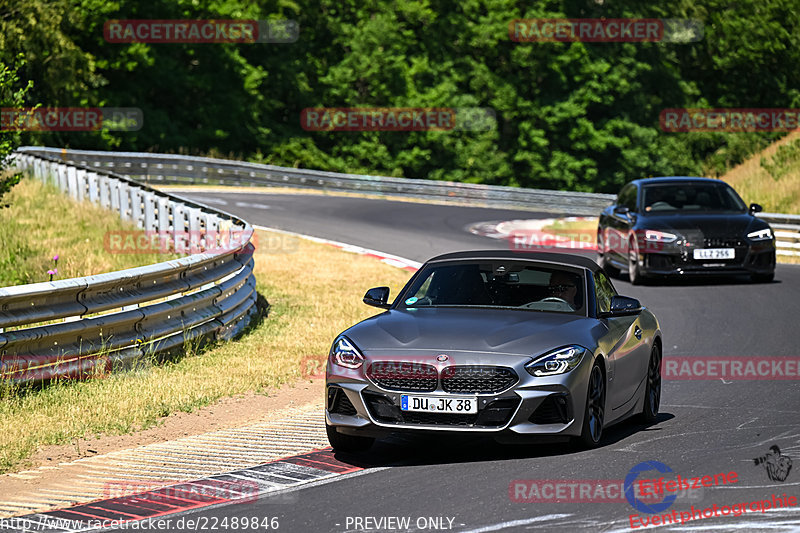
[
  {"x1": 0, "y1": 56, "x2": 31, "y2": 206},
  {"x1": 2, "y1": 0, "x2": 798, "y2": 192}
]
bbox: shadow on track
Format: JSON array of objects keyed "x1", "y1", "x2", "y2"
[{"x1": 330, "y1": 412, "x2": 675, "y2": 469}]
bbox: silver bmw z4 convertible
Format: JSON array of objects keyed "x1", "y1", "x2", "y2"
[{"x1": 325, "y1": 250, "x2": 663, "y2": 452}]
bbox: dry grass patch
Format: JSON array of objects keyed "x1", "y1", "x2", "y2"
[
  {"x1": 721, "y1": 130, "x2": 800, "y2": 215},
  {"x1": 0, "y1": 177, "x2": 180, "y2": 286},
  {"x1": 0, "y1": 229, "x2": 412, "y2": 473},
  {"x1": 542, "y1": 217, "x2": 598, "y2": 236}
]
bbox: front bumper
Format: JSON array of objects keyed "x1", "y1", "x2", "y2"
[
  {"x1": 636, "y1": 239, "x2": 775, "y2": 277},
  {"x1": 325, "y1": 352, "x2": 595, "y2": 439}
]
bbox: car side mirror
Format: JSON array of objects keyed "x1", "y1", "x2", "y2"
[
  {"x1": 614, "y1": 206, "x2": 630, "y2": 216},
  {"x1": 600, "y1": 295, "x2": 642, "y2": 318},
  {"x1": 749, "y1": 203, "x2": 763, "y2": 214},
  {"x1": 363, "y1": 286, "x2": 391, "y2": 309}
]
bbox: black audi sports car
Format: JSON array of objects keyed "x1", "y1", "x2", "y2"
[
  {"x1": 597, "y1": 177, "x2": 776, "y2": 284},
  {"x1": 325, "y1": 251, "x2": 662, "y2": 452}
]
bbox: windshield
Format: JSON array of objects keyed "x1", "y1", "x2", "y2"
[
  {"x1": 642, "y1": 182, "x2": 747, "y2": 213},
  {"x1": 399, "y1": 262, "x2": 586, "y2": 315}
]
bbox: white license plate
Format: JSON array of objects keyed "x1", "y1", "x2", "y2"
[
  {"x1": 400, "y1": 395, "x2": 478, "y2": 414},
  {"x1": 693, "y1": 248, "x2": 735, "y2": 260}
]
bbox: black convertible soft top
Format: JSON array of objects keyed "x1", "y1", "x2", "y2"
[{"x1": 426, "y1": 250, "x2": 603, "y2": 273}]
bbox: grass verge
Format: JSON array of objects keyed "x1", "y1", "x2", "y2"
[
  {"x1": 0, "y1": 228, "x2": 412, "y2": 473},
  {"x1": 722, "y1": 130, "x2": 800, "y2": 215},
  {"x1": 541, "y1": 217, "x2": 598, "y2": 237},
  {"x1": 0, "y1": 177, "x2": 180, "y2": 286}
]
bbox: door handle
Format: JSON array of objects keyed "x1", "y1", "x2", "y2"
[{"x1": 634, "y1": 326, "x2": 642, "y2": 340}]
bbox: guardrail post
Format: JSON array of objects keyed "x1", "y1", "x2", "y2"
[
  {"x1": 172, "y1": 203, "x2": 187, "y2": 252},
  {"x1": 110, "y1": 180, "x2": 121, "y2": 212},
  {"x1": 76, "y1": 169, "x2": 88, "y2": 201},
  {"x1": 42, "y1": 160, "x2": 51, "y2": 184},
  {"x1": 130, "y1": 187, "x2": 143, "y2": 228},
  {"x1": 88, "y1": 172, "x2": 99, "y2": 203},
  {"x1": 157, "y1": 197, "x2": 170, "y2": 232},
  {"x1": 99, "y1": 176, "x2": 110, "y2": 208},
  {"x1": 57, "y1": 164, "x2": 68, "y2": 192},
  {"x1": 188, "y1": 207, "x2": 202, "y2": 252},
  {"x1": 119, "y1": 184, "x2": 131, "y2": 221},
  {"x1": 66, "y1": 166, "x2": 77, "y2": 200},
  {"x1": 143, "y1": 191, "x2": 157, "y2": 232},
  {"x1": 206, "y1": 214, "x2": 220, "y2": 251}
]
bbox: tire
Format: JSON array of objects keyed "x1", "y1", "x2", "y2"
[
  {"x1": 326, "y1": 422, "x2": 374, "y2": 453},
  {"x1": 577, "y1": 362, "x2": 606, "y2": 448},
  {"x1": 597, "y1": 230, "x2": 619, "y2": 276},
  {"x1": 628, "y1": 236, "x2": 644, "y2": 285},
  {"x1": 640, "y1": 344, "x2": 661, "y2": 423},
  {"x1": 751, "y1": 272, "x2": 775, "y2": 283}
]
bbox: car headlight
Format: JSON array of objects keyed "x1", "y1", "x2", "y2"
[
  {"x1": 644, "y1": 230, "x2": 678, "y2": 243},
  {"x1": 525, "y1": 345, "x2": 588, "y2": 377},
  {"x1": 330, "y1": 336, "x2": 364, "y2": 369},
  {"x1": 747, "y1": 228, "x2": 773, "y2": 240}
]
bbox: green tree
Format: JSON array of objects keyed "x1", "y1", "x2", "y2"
[{"x1": 0, "y1": 56, "x2": 33, "y2": 208}]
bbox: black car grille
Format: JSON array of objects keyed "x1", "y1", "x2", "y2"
[
  {"x1": 366, "y1": 362, "x2": 437, "y2": 392},
  {"x1": 748, "y1": 249, "x2": 775, "y2": 268},
  {"x1": 327, "y1": 386, "x2": 358, "y2": 416},
  {"x1": 529, "y1": 394, "x2": 572, "y2": 424},
  {"x1": 703, "y1": 237, "x2": 743, "y2": 248},
  {"x1": 441, "y1": 366, "x2": 518, "y2": 394},
  {"x1": 363, "y1": 391, "x2": 520, "y2": 428},
  {"x1": 646, "y1": 254, "x2": 674, "y2": 270}
]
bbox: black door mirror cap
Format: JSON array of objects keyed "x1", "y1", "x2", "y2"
[
  {"x1": 600, "y1": 295, "x2": 643, "y2": 318},
  {"x1": 750, "y1": 203, "x2": 763, "y2": 214},
  {"x1": 363, "y1": 286, "x2": 391, "y2": 309}
]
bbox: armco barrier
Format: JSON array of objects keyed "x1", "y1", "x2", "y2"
[
  {"x1": 16, "y1": 147, "x2": 617, "y2": 216},
  {"x1": 761, "y1": 212, "x2": 800, "y2": 258},
  {"x1": 1, "y1": 151, "x2": 259, "y2": 384},
  {"x1": 16, "y1": 147, "x2": 800, "y2": 257}
]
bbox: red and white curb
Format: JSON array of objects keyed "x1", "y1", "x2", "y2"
[
  {"x1": 3, "y1": 450, "x2": 376, "y2": 533},
  {"x1": 467, "y1": 217, "x2": 598, "y2": 251}
]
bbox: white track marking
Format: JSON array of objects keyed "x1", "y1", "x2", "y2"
[
  {"x1": 252, "y1": 225, "x2": 421, "y2": 270},
  {"x1": 458, "y1": 514, "x2": 573, "y2": 532}
]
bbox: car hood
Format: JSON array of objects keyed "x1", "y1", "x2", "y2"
[
  {"x1": 639, "y1": 212, "x2": 767, "y2": 237},
  {"x1": 343, "y1": 307, "x2": 602, "y2": 357}
]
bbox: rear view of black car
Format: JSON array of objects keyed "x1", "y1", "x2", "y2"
[{"x1": 598, "y1": 177, "x2": 776, "y2": 284}]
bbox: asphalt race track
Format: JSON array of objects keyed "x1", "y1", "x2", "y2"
[{"x1": 133, "y1": 191, "x2": 800, "y2": 532}]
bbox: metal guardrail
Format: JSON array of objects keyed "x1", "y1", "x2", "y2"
[
  {"x1": 762, "y1": 212, "x2": 800, "y2": 257},
  {"x1": 17, "y1": 147, "x2": 618, "y2": 216},
  {"x1": 18, "y1": 146, "x2": 800, "y2": 257},
  {"x1": 1, "y1": 151, "x2": 260, "y2": 384}
]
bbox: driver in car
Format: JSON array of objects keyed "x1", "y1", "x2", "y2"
[{"x1": 546, "y1": 271, "x2": 579, "y2": 309}]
